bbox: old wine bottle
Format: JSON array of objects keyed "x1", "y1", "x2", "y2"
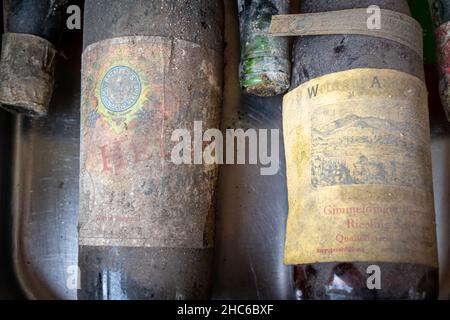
[
  {"x1": 430, "y1": 0, "x2": 450, "y2": 121},
  {"x1": 237, "y1": 0, "x2": 291, "y2": 96},
  {"x1": 78, "y1": 0, "x2": 224, "y2": 299},
  {"x1": 0, "y1": 0, "x2": 68, "y2": 117},
  {"x1": 283, "y1": 0, "x2": 439, "y2": 299}
]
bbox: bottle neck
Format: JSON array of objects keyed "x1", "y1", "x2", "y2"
[{"x1": 6, "y1": 0, "x2": 68, "y2": 44}]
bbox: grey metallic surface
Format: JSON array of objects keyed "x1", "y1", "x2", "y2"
[
  {"x1": 8, "y1": 27, "x2": 82, "y2": 300},
  {"x1": 0, "y1": 110, "x2": 23, "y2": 300},
  {"x1": 211, "y1": 1, "x2": 292, "y2": 299},
  {"x1": 0, "y1": 0, "x2": 23, "y2": 300},
  {"x1": 432, "y1": 137, "x2": 450, "y2": 299},
  {"x1": 11, "y1": 109, "x2": 80, "y2": 300}
]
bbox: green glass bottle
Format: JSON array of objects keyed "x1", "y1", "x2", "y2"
[{"x1": 238, "y1": 0, "x2": 291, "y2": 96}]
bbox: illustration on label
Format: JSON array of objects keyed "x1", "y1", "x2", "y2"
[
  {"x1": 100, "y1": 65, "x2": 142, "y2": 113},
  {"x1": 310, "y1": 110, "x2": 429, "y2": 190}
]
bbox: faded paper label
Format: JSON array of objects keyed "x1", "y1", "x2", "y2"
[
  {"x1": 269, "y1": 9, "x2": 424, "y2": 59},
  {"x1": 283, "y1": 68, "x2": 438, "y2": 267},
  {"x1": 79, "y1": 36, "x2": 222, "y2": 248}
]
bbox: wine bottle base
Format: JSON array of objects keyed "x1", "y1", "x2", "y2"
[{"x1": 78, "y1": 246, "x2": 214, "y2": 300}]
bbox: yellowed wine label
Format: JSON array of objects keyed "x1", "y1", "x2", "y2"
[{"x1": 283, "y1": 68, "x2": 438, "y2": 267}]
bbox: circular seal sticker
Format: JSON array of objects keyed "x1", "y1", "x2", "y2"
[{"x1": 100, "y1": 66, "x2": 142, "y2": 113}]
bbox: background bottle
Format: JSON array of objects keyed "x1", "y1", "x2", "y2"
[
  {"x1": 288, "y1": 0, "x2": 438, "y2": 299},
  {"x1": 0, "y1": 0, "x2": 23, "y2": 299},
  {"x1": 237, "y1": 0, "x2": 291, "y2": 97},
  {"x1": 430, "y1": 0, "x2": 450, "y2": 121},
  {"x1": 0, "y1": 0, "x2": 68, "y2": 117},
  {"x1": 78, "y1": 0, "x2": 224, "y2": 300}
]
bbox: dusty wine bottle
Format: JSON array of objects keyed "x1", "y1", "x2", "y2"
[
  {"x1": 237, "y1": 0, "x2": 290, "y2": 96},
  {"x1": 78, "y1": 0, "x2": 224, "y2": 300},
  {"x1": 280, "y1": 0, "x2": 439, "y2": 299},
  {"x1": 430, "y1": 0, "x2": 450, "y2": 121},
  {"x1": 0, "y1": 0, "x2": 67, "y2": 117}
]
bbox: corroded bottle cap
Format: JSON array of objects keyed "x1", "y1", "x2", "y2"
[{"x1": 0, "y1": 33, "x2": 58, "y2": 117}]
